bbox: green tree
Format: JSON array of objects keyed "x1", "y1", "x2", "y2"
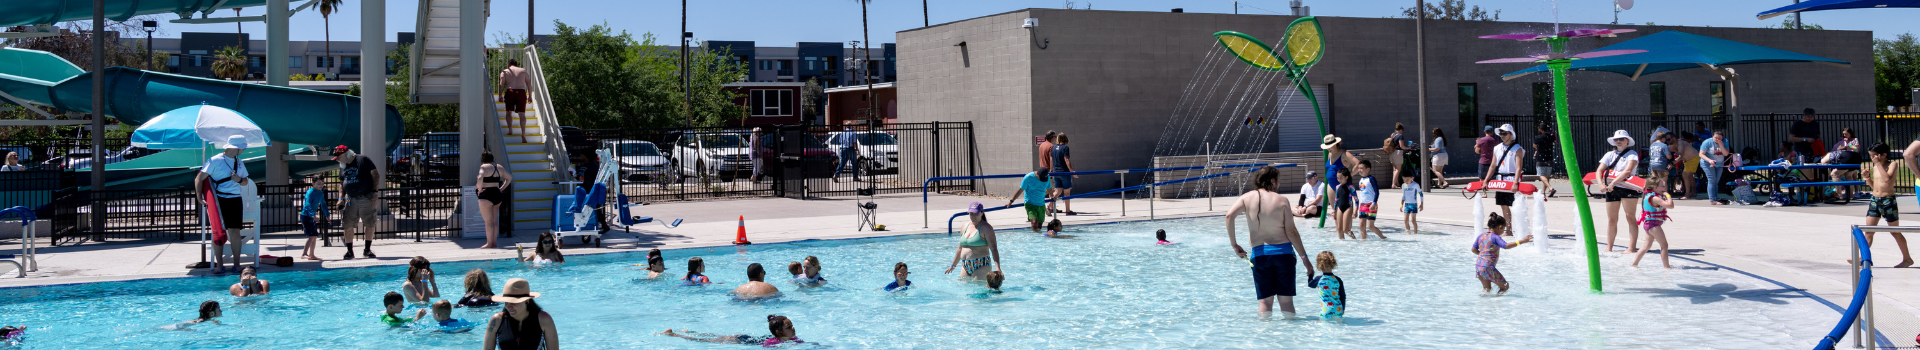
[
  {"x1": 1401, "y1": 0, "x2": 1500, "y2": 21},
  {"x1": 345, "y1": 43, "x2": 460, "y2": 132},
  {"x1": 1876, "y1": 33, "x2": 1920, "y2": 110},
  {"x1": 1767, "y1": 18, "x2": 1825, "y2": 30},
  {"x1": 211, "y1": 46, "x2": 249, "y2": 80},
  {"x1": 541, "y1": 21, "x2": 745, "y2": 129}
]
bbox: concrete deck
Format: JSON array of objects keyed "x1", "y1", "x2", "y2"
[{"x1": 0, "y1": 184, "x2": 1908, "y2": 345}]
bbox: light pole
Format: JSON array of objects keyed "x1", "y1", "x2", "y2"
[{"x1": 143, "y1": 20, "x2": 158, "y2": 70}]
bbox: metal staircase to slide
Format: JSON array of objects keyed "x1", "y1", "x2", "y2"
[
  {"x1": 498, "y1": 47, "x2": 569, "y2": 232},
  {"x1": 410, "y1": 0, "x2": 487, "y2": 104}
]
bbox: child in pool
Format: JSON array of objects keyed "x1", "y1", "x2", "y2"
[
  {"x1": 683, "y1": 257, "x2": 712, "y2": 286},
  {"x1": 1043, "y1": 219, "x2": 1074, "y2": 238},
  {"x1": 1155, "y1": 229, "x2": 1178, "y2": 245},
  {"x1": 1473, "y1": 213, "x2": 1534, "y2": 295},
  {"x1": 1334, "y1": 168, "x2": 1355, "y2": 239},
  {"x1": 794, "y1": 256, "x2": 827, "y2": 287},
  {"x1": 381, "y1": 291, "x2": 427, "y2": 326},
  {"x1": 1400, "y1": 178, "x2": 1424, "y2": 234},
  {"x1": 641, "y1": 249, "x2": 668, "y2": 279},
  {"x1": 0, "y1": 325, "x2": 21, "y2": 344},
  {"x1": 884, "y1": 262, "x2": 913, "y2": 292},
  {"x1": 1309, "y1": 251, "x2": 1345, "y2": 321},
  {"x1": 165, "y1": 300, "x2": 222, "y2": 330},
  {"x1": 986, "y1": 270, "x2": 1005, "y2": 293},
  {"x1": 426, "y1": 300, "x2": 477, "y2": 333},
  {"x1": 659, "y1": 314, "x2": 805, "y2": 346},
  {"x1": 1353, "y1": 160, "x2": 1386, "y2": 240},
  {"x1": 1632, "y1": 177, "x2": 1675, "y2": 269},
  {"x1": 787, "y1": 261, "x2": 803, "y2": 279}
]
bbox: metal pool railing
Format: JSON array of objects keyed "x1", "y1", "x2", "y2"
[
  {"x1": 942, "y1": 163, "x2": 1298, "y2": 234},
  {"x1": 919, "y1": 162, "x2": 1286, "y2": 228},
  {"x1": 1819, "y1": 225, "x2": 1887, "y2": 350}
]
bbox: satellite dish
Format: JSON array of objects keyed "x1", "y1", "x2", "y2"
[{"x1": 1615, "y1": 0, "x2": 1634, "y2": 10}]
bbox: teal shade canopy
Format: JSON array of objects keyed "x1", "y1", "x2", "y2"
[{"x1": 1501, "y1": 31, "x2": 1850, "y2": 80}]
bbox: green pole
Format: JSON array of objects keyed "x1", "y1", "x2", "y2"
[
  {"x1": 1294, "y1": 76, "x2": 1331, "y2": 229},
  {"x1": 1547, "y1": 38, "x2": 1603, "y2": 293}
]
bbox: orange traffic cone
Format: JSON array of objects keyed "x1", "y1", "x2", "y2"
[{"x1": 733, "y1": 215, "x2": 752, "y2": 245}]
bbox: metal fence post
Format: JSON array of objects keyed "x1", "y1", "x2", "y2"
[{"x1": 1120, "y1": 172, "x2": 1127, "y2": 216}]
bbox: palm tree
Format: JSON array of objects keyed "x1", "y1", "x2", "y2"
[
  {"x1": 316, "y1": 0, "x2": 345, "y2": 80},
  {"x1": 856, "y1": 0, "x2": 873, "y2": 123},
  {"x1": 212, "y1": 46, "x2": 249, "y2": 80}
]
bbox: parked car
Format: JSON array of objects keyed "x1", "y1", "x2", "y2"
[
  {"x1": 823, "y1": 131, "x2": 900, "y2": 173},
  {"x1": 420, "y1": 132, "x2": 460, "y2": 184},
  {"x1": 670, "y1": 131, "x2": 753, "y2": 181},
  {"x1": 388, "y1": 141, "x2": 423, "y2": 185},
  {"x1": 605, "y1": 140, "x2": 673, "y2": 183},
  {"x1": 759, "y1": 131, "x2": 837, "y2": 178}
]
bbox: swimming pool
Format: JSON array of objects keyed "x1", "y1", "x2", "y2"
[{"x1": 0, "y1": 216, "x2": 1833, "y2": 349}]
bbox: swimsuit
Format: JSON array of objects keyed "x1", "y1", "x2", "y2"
[
  {"x1": 380, "y1": 314, "x2": 415, "y2": 326},
  {"x1": 959, "y1": 224, "x2": 988, "y2": 247},
  {"x1": 1311, "y1": 273, "x2": 1346, "y2": 318},
  {"x1": 962, "y1": 256, "x2": 991, "y2": 276},
  {"x1": 1640, "y1": 193, "x2": 1671, "y2": 231},
  {"x1": 1402, "y1": 203, "x2": 1419, "y2": 214},
  {"x1": 433, "y1": 318, "x2": 478, "y2": 333},
  {"x1": 456, "y1": 294, "x2": 498, "y2": 307},
  {"x1": 494, "y1": 312, "x2": 547, "y2": 350},
  {"x1": 1249, "y1": 243, "x2": 1297, "y2": 299},
  {"x1": 1356, "y1": 203, "x2": 1378, "y2": 220},
  {"x1": 885, "y1": 280, "x2": 912, "y2": 292},
  {"x1": 683, "y1": 274, "x2": 711, "y2": 286},
  {"x1": 1869, "y1": 196, "x2": 1900, "y2": 222},
  {"x1": 1474, "y1": 231, "x2": 1509, "y2": 285},
  {"x1": 479, "y1": 167, "x2": 506, "y2": 204}
]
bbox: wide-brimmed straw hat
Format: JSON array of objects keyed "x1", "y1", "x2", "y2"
[
  {"x1": 1607, "y1": 130, "x2": 1635, "y2": 148},
  {"x1": 491, "y1": 278, "x2": 542, "y2": 303},
  {"x1": 1318, "y1": 134, "x2": 1343, "y2": 150}
]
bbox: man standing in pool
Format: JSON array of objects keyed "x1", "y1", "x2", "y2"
[{"x1": 1225, "y1": 166, "x2": 1314, "y2": 318}]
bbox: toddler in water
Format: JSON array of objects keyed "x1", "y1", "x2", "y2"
[
  {"x1": 1633, "y1": 178, "x2": 1675, "y2": 269},
  {"x1": 1400, "y1": 178, "x2": 1424, "y2": 234},
  {"x1": 426, "y1": 300, "x2": 477, "y2": 333},
  {"x1": 794, "y1": 256, "x2": 827, "y2": 287},
  {"x1": 682, "y1": 257, "x2": 712, "y2": 286},
  {"x1": 1043, "y1": 219, "x2": 1074, "y2": 239},
  {"x1": 1155, "y1": 229, "x2": 1178, "y2": 245},
  {"x1": 1309, "y1": 251, "x2": 1345, "y2": 321},
  {"x1": 1473, "y1": 213, "x2": 1534, "y2": 295},
  {"x1": 884, "y1": 262, "x2": 913, "y2": 292},
  {"x1": 1352, "y1": 160, "x2": 1386, "y2": 240},
  {"x1": 985, "y1": 271, "x2": 1006, "y2": 293},
  {"x1": 380, "y1": 291, "x2": 427, "y2": 326}
]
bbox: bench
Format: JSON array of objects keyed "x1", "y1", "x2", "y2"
[{"x1": 1780, "y1": 181, "x2": 1869, "y2": 205}]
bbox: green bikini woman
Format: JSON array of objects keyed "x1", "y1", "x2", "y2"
[{"x1": 947, "y1": 202, "x2": 1004, "y2": 280}]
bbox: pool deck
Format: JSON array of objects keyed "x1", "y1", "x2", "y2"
[{"x1": 0, "y1": 185, "x2": 1912, "y2": 344}]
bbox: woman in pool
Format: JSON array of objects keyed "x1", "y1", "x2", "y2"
[
  {"x1": 522, "y1": 233, "x2": 565, "y2": 264},
  {"x1": 456, "y1": 269, "x2": 498, "y2": 308},
  {"x1": 166, "y1": 301, "x2": 222, "y2": 329},
  {"x1": 731, "y1": 263, "x2": 781, "y2": 299},
  {"x1": 1473, "y1": 213, "x2": 1534, "y2": 295},
  {"x1": 1226, "y1": 166, "x2": 1314, "y2": 317},
  {"x1": 659, "y1": 315, "x2": 804, "y2": 346},
  {"x1": 402, "y1": 256, "x2": 441, "y2": 304},
  {"x1": 946, "y1": 202, "x2": 1004, "y2": 280},
  {"x1": 483, "y1": 278, "x2": 558, "y2": 350},
  {"x1": 641, "y1": 249, "x2": 667, "y2": 279},
  {"x1": 227, "y1": 265, "x2": 270, "y2": 297}
]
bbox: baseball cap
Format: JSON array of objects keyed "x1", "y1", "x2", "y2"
[{"x1": 331, "y1": 145, "x2": 350, "y2": 161}]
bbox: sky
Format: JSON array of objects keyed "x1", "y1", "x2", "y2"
[{"x1": 140, "y1": 0, "x2": 1920, "y2": 44}]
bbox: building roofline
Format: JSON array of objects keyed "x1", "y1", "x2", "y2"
[{"x1": 823, "y1": 82, "x2": 894, "y2": 93}]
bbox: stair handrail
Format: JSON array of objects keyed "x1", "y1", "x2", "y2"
[
  {"x1": 522, "y1": 45, "x2": 570, "y2": 194},
  {"x1": 408, "y1": 0, "x2": 431, "y2": 103}
]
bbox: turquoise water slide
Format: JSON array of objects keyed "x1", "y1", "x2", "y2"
[
  {"x1": 0, "y1": 0, "x2": 268, "y2": 27},
  {"x1": 0, "y1": 47, "x2": 404, "y2": 189}
]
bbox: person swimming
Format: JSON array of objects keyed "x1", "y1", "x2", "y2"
[
  {"x1": 0, "y1": 325, "x2": 21, "y2": 345},
  {"x1": 640, "y1": 249, "x2": 668, "y2": 279},
  {"x1": 884, "y1": 262, "x2": 912, "y2": 292},
  {"x1": 164, "y1": 300, "x2": 222, "y2": 330},
  {"x1": 731, "y1": 263, "x2": 781, "y2": 300},
  {"x1": 227, "y1": 265, "x2": 270, "y2": 297},
  {"x1": 424, "y1": 300, "x2": 477, "y2": 333},
  {"x1": 682, "y1": 257, "x2": 712, "y2": 286},
  {"x1": 792, "y1": 256, "x2": 827, "y2": 287},
  {"x1": 381, "y1": 291, "x2": 427, "y2": 326},
  {"x1": 659, "y1": 314, "x2": 805, "y2": 346},
  {"x1": 455, "y1": 269, "x2": 499, "y2": 308},
  {"x1": 1043, "y1": 219, "x2": 1073, "y2": 238},
  {"x1": 1155, "y1": 229, "x2": 1177, "y2": 245}
]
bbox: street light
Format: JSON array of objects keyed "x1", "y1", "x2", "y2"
[{"x1": 142, "y1": 20, "x2": 157, "y2": 71}]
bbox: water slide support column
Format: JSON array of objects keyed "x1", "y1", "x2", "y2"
[
  {"x1": 361, "y1": 0, "x2": 386, "y2": 173},
  {"x1": 458, "y1": 0, "x2": 484, "y2": 189},
  {"x1": 90, "y1": 0, "x2": 105, "y2": 240},
  {"x1": 266, "y1": 0, "x2": 290, "y2": 186}
]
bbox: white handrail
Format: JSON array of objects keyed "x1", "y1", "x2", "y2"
[{"x1": 522, "y1": 45, "x2": 570, "y2": 194}]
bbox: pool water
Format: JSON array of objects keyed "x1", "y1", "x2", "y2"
[{"x1": 0, "y1": 216, "x2": 1833, "y2": 349}]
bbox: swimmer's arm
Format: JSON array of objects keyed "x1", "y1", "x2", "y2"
[
  {"x1": 260, "y1": 280, "x2": 270, "y2": 294},
  {"x1": 229, "y1": 284, "x2": 243, "y2": 297},
  {"x1": 424, "y1": 270, "x2": 440, "y2": 298},
  {"x1": 1224, "y1": 196, "x2": 1247, "y2": 257},
  {"x1": 483, "y1": 314, "x2": 501, "y2": 349},
  {"x1": 1006, "y1": 188, "x2": 1023, "y2": 207},
  {"x1": 945, "y1": 245, "x2": 963, "y2": 274},
  {"x1": 1504, "y1": 235, "x2": 1534, "y2": 249},
  {"x1": 984, "y1": 225, "x2": 1003, "y2": 272},
  {"x1": 1904, "y1": 141, "x2": 1920, "y2": 178},
  {"x1": 539, "y1": 312, "x2": 559, "y2": 350},
  {"x1": 1284, "y1": 202, "x2": 1314, "y2": 276},
  {"x1": 414, "y1": 309, "x2": 427, "y2": 321}
]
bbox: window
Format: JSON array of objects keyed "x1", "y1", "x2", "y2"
[
  {"x1": 778, "y1": 60, "x2": 792, "y2": 70},
  {"x1": 1709, "y1": 81, "x2": 1728, "y2": 115},
  {"x1": 289, "y1": 56, "x2": 303, "y2": 68},
  {"x1": 342, "y1": 57, "x2": 359, "y2": 70},
  {"x1": 188, "y1": 50, "x2": 207, "y2": 55},
  {"x1": 248, "y1": 56, "x2": 262, "y2": 68},
  {"x1": 749, "y1": 89, "x2": 793, "y2": 117},
  {"x1": 315, "y1": 56, "x2": 331, "y2": 68},
  {"x1": 1457, "y1": 84, "x2": 1478, "y2": 136},
  {"x1": 1531, "y1": 82, "x2": 1555, "y2": 117},
  {"x1": 192, "y1": 55, "x2": 204, "y2": 67},
  {"x1": 168, "y1": 56, "x2": 180, "y2": 68},
  {"x1": 1649, "y1": 82, "x2": 1667, "y2": 115}
]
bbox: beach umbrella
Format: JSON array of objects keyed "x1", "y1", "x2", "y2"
[
  {"x1": 130, "y1": 103, "x2": 270, "y2": 150},
  {"x1": 1758, "y1": 0, "x2": 1920, "y2": 20}
]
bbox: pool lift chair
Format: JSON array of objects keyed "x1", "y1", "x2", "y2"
[
  {"x1": 0, "y1": 206, "x2": 37, "y2": 278},
  {"x1": 202, "y1": 182, "x2": 262, "y2": 267},
  {"x1": 553, "y1": 148, "x2": 682, "y2": 247}
]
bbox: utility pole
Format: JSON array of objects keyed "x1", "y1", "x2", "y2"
[
  {"x1": 1416, "y1": 0, "x2": 1430, "y2": 193},
  {"x1": 923, "y1": 0, "x2": 929, "y2": 27},
  {"x1": 527, "y1": 0, "x2": 534, "y2": 45},
  {"x1": 1794, "y1": 0, "x2": 1803, "y2": 29},
  {"x1": 682, "y1": 0, "x2": 691, "y2": 131}
]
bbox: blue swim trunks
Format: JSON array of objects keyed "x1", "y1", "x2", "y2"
[{"x1": 1250, "y1": 243, "x2": 1297, "y2": 299}]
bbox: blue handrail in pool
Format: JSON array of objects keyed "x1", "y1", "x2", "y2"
[
  {"x1": 945, "y1": 163, "x2": 1296, "y2": 234},
  {"x1": 1815, "y1": 226, "x2": 1874, "y2": 350},
  {"x1": 921, "y1": 162, "x2": 1288, "y2": 227}
]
